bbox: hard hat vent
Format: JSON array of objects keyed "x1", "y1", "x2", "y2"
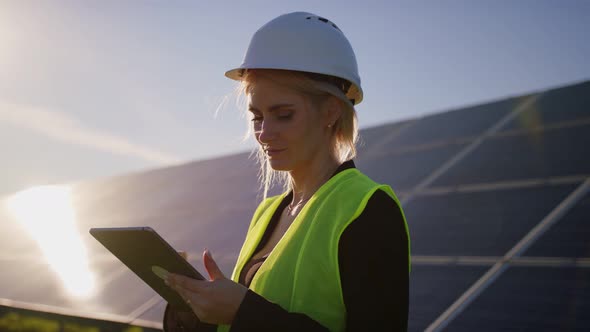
[{"x1": 305, "y1": 15, "x2": 341, "y2": 32}]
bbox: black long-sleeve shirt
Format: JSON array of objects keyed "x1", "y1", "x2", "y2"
[{"x1": 164, "y1": 161, "x2": 409, "y2": 331}]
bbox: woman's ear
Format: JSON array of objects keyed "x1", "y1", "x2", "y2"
[{"x1": 323, "y1": 96, "x2": 343, "y2": 128}]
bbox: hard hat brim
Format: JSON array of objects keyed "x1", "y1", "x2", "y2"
[{"x1": 224, "y1": 67, "x2": 363, "y2": 105}]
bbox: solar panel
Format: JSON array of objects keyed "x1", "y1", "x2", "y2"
[
  {"x1": 0, "y1": 261, "x2": 49, "y2": 300},
  {"x1": 84, "y1": 261, "x2": 163, "y2": 317},
  {"x1": 500, "y1": 81, "x2": 590, "y2": 131},
  {"x1": 357, "y1": 120, "x2": 412, "y2": 155},
  {"x1": 403, "y1": 184, "x2": 577, "y2": 256},
  {"x1": 391, "y1": 97, "x2": 518, "y2": 147},
  {"x1": 357, "y1": 143, "x2": 467, "y2": 191},
  {"x1": 0, "y1": 221, "x2": 40, "y2": 254},
  {"x1": 408, "y1": 265, "x2": 488, "y2": 332},
  {"x1": 444, "y1": 266, "x2": 590, "y2": 331},
  {"x1": 134, "y1": 300, "x2": 167, "y2": 325},
  {"x1": 1, "y1": 259, "x2": 133, "y2": 316},
  {"x1": 433, "y1": 124, "x2": 590, "y2": 186},
  {"x1": 524, "y1": 192, "x2": 590, "y2": 258}
]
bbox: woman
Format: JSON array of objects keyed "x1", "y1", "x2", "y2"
[{"x1": 163, "y1": 11, "x2": 410, "y2": 332}]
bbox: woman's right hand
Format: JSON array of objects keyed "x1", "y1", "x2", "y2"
[{"x1": 166, "y1": 250, "x2": 248, "y2": 325}]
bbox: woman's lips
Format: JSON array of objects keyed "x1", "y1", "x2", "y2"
[{"x1": 265, "y1": 148, "x2": 287, "y2": 157}]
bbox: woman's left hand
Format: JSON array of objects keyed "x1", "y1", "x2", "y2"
[{"x1": 165, "y1": 249, "x2": 248, "y2": 325}]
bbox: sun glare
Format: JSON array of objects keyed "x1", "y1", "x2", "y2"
[{"x1": 5, "y1": 185, "x2": 96, "y2": 298}]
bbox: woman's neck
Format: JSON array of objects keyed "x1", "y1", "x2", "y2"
[{"x1": 289, "y1": 155, "x2": 341, "y2": 204}]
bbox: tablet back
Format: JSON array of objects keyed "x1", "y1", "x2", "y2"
[{"x1": 89, "y1": 226, "x2": 204, "y2": 312}]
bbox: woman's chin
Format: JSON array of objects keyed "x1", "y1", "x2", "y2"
[{"x1": 268, "y1": 159, "x2": 291, "y2": 171}]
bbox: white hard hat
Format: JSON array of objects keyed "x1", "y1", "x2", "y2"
[{"x1": 225, "y1": 11, "x2": 363, "y2": 105}]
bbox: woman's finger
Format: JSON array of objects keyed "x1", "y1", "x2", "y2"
[
  {"x1": 203, "y1": 249, "x2": 224, "y2": 280},
  {"x1": 167, "y1": 273, "x2": 206, "y2": 293}
]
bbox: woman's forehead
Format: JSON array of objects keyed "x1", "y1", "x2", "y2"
[{"x1": 247, "y1": 79, "x2": 306, "y2": 105}]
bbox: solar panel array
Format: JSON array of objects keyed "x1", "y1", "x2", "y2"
[{"x1": 1, "y1": 80, "x2": 588, "y2": 331}]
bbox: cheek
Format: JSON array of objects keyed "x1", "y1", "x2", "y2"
[
  {"x1": 303, "y1": 120, "x2": 325, "y2": 142},
  {"x1": 286, "y1": 121, "x2": 309, "y2": 145},
  {"x1": 292, "y1": 122, "x2": 322, "y2": 154}
]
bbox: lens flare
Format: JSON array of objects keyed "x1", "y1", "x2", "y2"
[{"x1": 5, "y1": 185, "x2": 96, "y2": 298}]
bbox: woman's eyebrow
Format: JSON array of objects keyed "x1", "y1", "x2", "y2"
[{"x1": 248, "y1": 103, "x2": 295, "y2": 112}]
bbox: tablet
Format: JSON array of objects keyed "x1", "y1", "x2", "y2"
[{"x1": 89, "y1": 226, "x2": 205, "y2": 311}]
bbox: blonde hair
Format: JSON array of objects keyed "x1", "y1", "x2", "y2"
[{"x1": 237, "y1": 69, "x2": 359, "y2": 199}]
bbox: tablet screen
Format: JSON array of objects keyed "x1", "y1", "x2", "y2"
[{"x1": 90, "y1": 226, "x2": 205, "y2": 311}]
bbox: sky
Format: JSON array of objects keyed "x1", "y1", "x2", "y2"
[{"x1": 0, "y1": 0, "x2": 589, "y2": 197}]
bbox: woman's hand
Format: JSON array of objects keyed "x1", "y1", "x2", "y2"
[{"x1": 166, "y1": 249, "x2": 248, "y2": 325}]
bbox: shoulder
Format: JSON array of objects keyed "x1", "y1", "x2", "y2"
[
  {"x1": 344, "y1": 169, "x2": 402, "y2": 211},
  {"x1": 366, "y1": 188, "x2": 401, "y2": 211},
  {"x1": 339, "y1": 188, "x2": 409, "y2": 266},
  {"x1": 343, "y1": 187, "x2": 407, "y2": 245},
  {"x1": 362, "y1": 188, "x2": 404, "y2": 223}
]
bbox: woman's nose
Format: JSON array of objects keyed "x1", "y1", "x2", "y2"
[{"x1": 256, "y1": 120, "x2": 277, "y2": 144}]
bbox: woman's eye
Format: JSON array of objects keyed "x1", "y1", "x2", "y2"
[
  {"x1": 277, "y1": 111, "x2": 293, "y2": 120},
  {"x1": 250, "y1": 114, "x2": 263, "y2": 123}
]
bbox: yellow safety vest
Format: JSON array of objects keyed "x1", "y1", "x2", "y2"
[{"x1": 218, "y1": 169, "x2": 410, "y2": 332}]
